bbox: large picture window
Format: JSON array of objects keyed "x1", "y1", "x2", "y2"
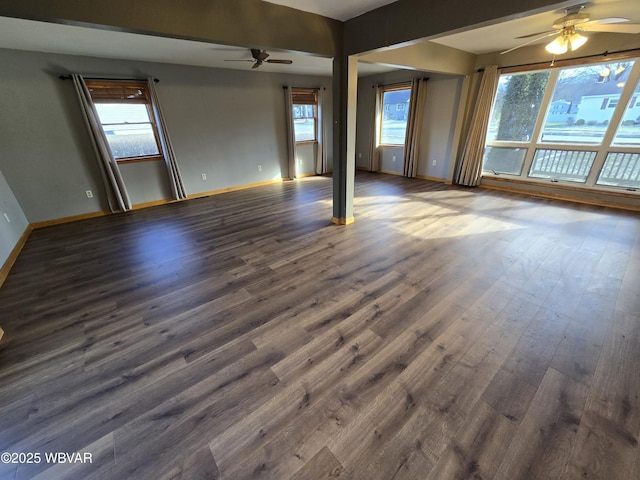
[
  {"x1": 85, "y1": 80, "x2": 163, "y2": 163},
  {"x1": 483, "y1": 59, "x2": 640, "y2": 192},
  {"x1": 379, "y1": 85, "x2": 411, "y2": 145}
]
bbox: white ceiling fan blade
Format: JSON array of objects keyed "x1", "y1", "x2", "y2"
[
  {"x1": 587, "y1": 17, "x2": 630, "y2": 25},
  {"x1": 501, "y1": 31, "x2": 558, "y2": 55},
  {"x1": 581, "y1": 23, "x2": 640, "y2": 34},
  {"x1": 516, "y1": 29, "x2": 556, "y2": 39}
]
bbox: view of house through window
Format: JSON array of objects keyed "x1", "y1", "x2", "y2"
[
  {"x1": 291, "y1": 88, "x2": 318, "y2": 143},
  {"x1": 380, "y1": 85, "x2": 411, "y2": 145},
  {"x1": 483, "y1": 59, "x2": 640, "y2": 190},
  {"x1": 85, "y1": 80, "x2": 163, "y2": 162}
]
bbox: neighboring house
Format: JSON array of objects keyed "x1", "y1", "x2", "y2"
[
  {"x1": 383, "y1": 90, "x2": 411, "y2": 121},
  {"x1": 547, "y1": 100, "x2": 578, "y2": 122},
  {"x1": 575, "y1": 72, "x2": 640, "y2": 124}
]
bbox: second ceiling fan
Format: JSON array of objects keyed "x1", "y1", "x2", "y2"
[{"x1": 226, "y1": 49, "x2": 293, "y2": 69}]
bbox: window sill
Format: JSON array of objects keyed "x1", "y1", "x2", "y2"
[
  {"x1": 377, "y1": 144, "x2": 405, "y2": 149},
  {"x1": 480, "y1": 175, "x2": 640, "y2": 211},
  {"x1": 295, "y1": 141, "x2": 318, "y2": 145},
  {"x1": 116, "y1": 155, "x2": 164, "y2": 164}
]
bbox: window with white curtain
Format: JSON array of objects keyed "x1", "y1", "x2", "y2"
[{"x1": 85, "y1": 80, "x2": 164, "y2": 163}]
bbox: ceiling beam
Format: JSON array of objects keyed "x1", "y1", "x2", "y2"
[{"x1": 0, "y1": 0, "x2": 342, "y2": 57}]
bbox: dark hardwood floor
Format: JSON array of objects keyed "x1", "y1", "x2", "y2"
[{"x1": 0, "y1": 172, "x2": 638, "y2": 480}]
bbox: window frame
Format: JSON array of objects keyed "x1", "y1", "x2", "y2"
[
  {"x1": 378, "y1": 83, "x2": 412, "y2": 147},
  {"x1": 291, "y1": 88, "x2": 318, "y2": 145},
  {"x1": 482, "y1": 57, "x2": 640, "y2": 194},
  {"x1": 85, "y1": 80, "x2": 164, "y2": 164}
]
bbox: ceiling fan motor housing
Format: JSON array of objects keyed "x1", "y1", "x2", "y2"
[{"x1": 553, "y1": 12, "x2": 590, "y2": 29}]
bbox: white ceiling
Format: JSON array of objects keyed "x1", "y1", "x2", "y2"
[
  {"x1": 262, "y1": 0, "x2": 399, "y2": 21},
  {"x1": 431, "y1": 0, "x2": 640, "y2": 54},
  {"x1": 0, "y1": 1, "x2": 638, "y2": 77}
]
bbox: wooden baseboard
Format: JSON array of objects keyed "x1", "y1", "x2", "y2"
[
  {"x1": 30, "y1": 211, "x2": 110, "y2": 229},
  {"x1": 0, "y1": 225, "x2": 32, "y2": 288},
  {"x1": 188, "y1": 178, "x2": 284, "y2": 200},
  {"x1": 416, "y1": 174, "x2": 447, "y2": 183},
  {"x1": 379, "y1": 169, "x2": 404, "y2": 176},
  {"x1": 132, "y1": 199, "x2": 174, "y2": 210},
  {"x1": 481, "y1": 178, "x2": 640, "y2": 212}
]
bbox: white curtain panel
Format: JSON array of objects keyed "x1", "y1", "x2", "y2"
[
  {"x1": 315, "y1": 88, "x2": 327, "y2": 174},
  {"x1": 403, "y1": 77, "x2": 428, "y2": 178},
  {"x1": 457, "y1": 65, "x2": 500, "y2": 186},
  {"x1": 368, "y1": 84, "x2": 381, "y2": 172},
  {"x1": 71, "y1": 74, "x2": 132, "y2": 212},
  {"x1": 284, "y1": 86, "x2": 297, "y2": 180},
  {"x1": 147, "y1": 78, "x2": 187, "y2": 200}
]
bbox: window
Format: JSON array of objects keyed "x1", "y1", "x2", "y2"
[
  {"x1": 484, "y1": 71, "x2": 549, "y2": 174},
  {"x1": 291, "y1": 88, "x2": 318, "y2": 143},
  {"x1": 380, "y1": 85, "x2": 411, "y2": 145},
  {"x1": 483, "y1": 59, "x2": 640, "y2": 192},
  {"x1": 85, "y1": 80, "x2": 163, "y2": 162}
]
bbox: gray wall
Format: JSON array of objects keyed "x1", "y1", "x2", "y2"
[
  {"x1": 0, "y1": 48, "x2": 332, "y2": 223},
  {"x1": 356, "y1": 69, "x2": 464, "y2": 181},
  {"x1": 296, "y1": 143, "x2": 318, "y2": 176},
  {"x1": 0, "y1": 170, "x2": 29, "y2": 268}
]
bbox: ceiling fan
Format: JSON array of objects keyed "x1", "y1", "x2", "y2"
[
  {"x1": 501, "y1": 4, "x2": 640, "y2": 55},
  {"x1": 225, "y1": 49, "x2": 293, "y2": 69}
]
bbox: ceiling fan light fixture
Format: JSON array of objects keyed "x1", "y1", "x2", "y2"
[
  {"x1": 568, "y1": 31, "x2": 588, "y2": 50},
  {"x1": 545, "y1": 27, "x2": 587, "y2": 55},
  {"x1": 545, "y1": 36, "x2": 568, "y2": 55}
]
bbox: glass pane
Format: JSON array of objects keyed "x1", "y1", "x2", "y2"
[
  {"x1": 293, "y1": 104, "x2": 316, "y2": 142},
  {"x1": 541, "y1": 61, "x2": 635, "y2": 145},
  {"x1": 104, "y1": 126, "x2": 160, "y2": 158},
  {"x1": 487, "y1": 71, "x2": 549, "y2": 142},
  {"x1": 612, "y1": 76, "x2": 640, "y2": 146},
  {"x1": 95, "y1": 103, "x2": 152, "y2": 124},
  {"x1": 95, "y1": 103, "x2": 159, "y2": 158},
  {"x1": 529, "y1": 149, "x2": 596, "y2": 182},
  {"x1": 597, "y1": 152, "x2": 640, "y2": 188},
  {"x1": 483, "y1": 147, "x2": 527, "y2": 175},
  {"x1": 380, "y1": 88, "x2": 410, "y2": 145}
]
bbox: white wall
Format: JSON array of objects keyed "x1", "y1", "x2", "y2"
[
  {"x1": 0, "y1": 48, "x2": 332, "y2": 223},
  {"x1": 0, "y1": 170, "x2": 29, "y2": 269}
]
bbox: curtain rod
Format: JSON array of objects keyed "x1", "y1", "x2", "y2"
[
  {"x1": 59, "y1": 75, "x2": 159, "y2": 83},
  {"x1": 477, "y1": 47, "x2": 640, "y2": 73},
  {"x1": 371, "y1": 77, "x2": 429, "y2": 88}
]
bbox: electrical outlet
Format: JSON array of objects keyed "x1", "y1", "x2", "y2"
[
  {"x1": 3, "y1": 213, "x2": 10, "y2": 223},
  {"x1": 432, "y1": 159, "x2": 437, "y2": 166},
  {"x1": 358, "y1": 152, "x2": 362, "y2": 158},
  {"x1": 392, "y1": 156, "x2": 396, "y2": 162},
  {"x1": 85, "y1": 190, "x2": 93, "y2": 198},
  {"x1": 201, "y1": 173, "x2": 207, "y2": 180},
  {"x1": 257, "y1": 165, "x2": 262, "y2": 172}
]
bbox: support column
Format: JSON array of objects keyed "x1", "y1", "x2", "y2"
[{"x1": 331, "y1": 54, "x2": 358, "y2": 225}]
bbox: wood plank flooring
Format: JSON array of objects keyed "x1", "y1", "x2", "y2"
[{"x1": 0, "y1": 172, "x2": 638, "y2": 480}]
